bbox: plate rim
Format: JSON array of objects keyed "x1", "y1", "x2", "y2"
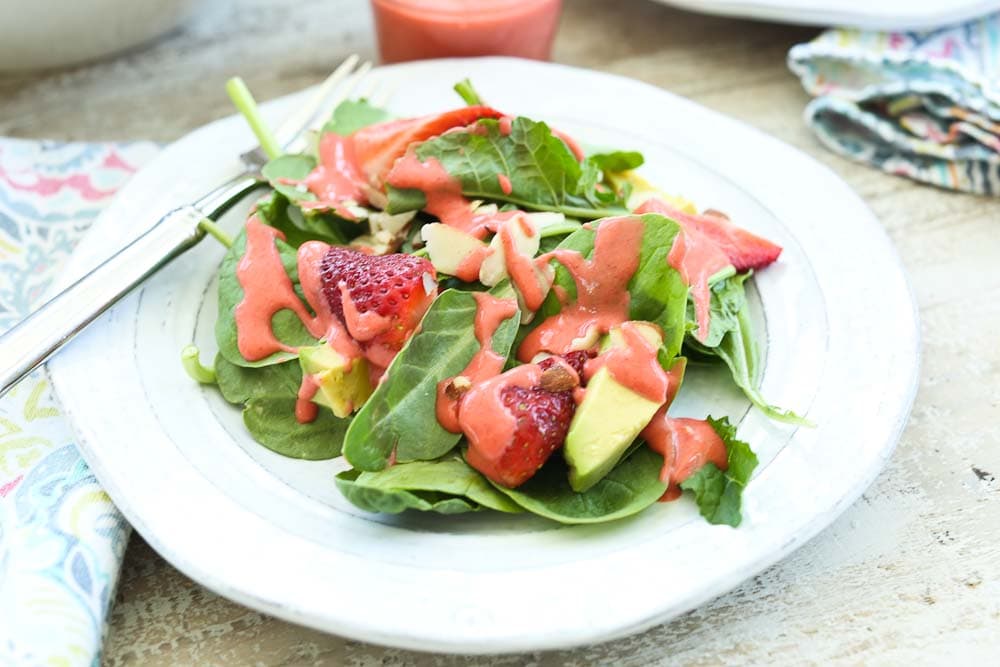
[
  {"x1": 650, "y1": 0, "x2": 1000, "y2": 30},
  {"x1": 47, "y1": 56, "x2": 921, "y2": 653}
]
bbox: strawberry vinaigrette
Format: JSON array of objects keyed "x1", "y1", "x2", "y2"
[{"x1": 370, "y1": 0, "x2": 563, "y2": 64}]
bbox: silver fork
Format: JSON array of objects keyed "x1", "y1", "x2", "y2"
[{"x1": 0, "y1": 55, "x2": 377, "y2": 397}]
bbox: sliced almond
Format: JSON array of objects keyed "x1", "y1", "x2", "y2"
[
  {"x1": 444, "y1": 376, "x2": 472, "y2": 400},
  {"x1": 539, "y1": 365, "x2": 578, "y2": 393}
]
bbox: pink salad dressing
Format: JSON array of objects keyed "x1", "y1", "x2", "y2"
[
  {"x1": 517, "y1": 215, "x2": 644, "y2": 362},
  {"x1": 498, "y1": 214, "x2": 552, "y2": 312},
  {"x1": 436, "y1": 293, "x2": 519, "y2": 433},
  {"x1": 497, "y1": 172, "x2": 513, "y2": 195},
  {"x1": 636, "y1": 198, "x2": 732, "y2": 341},
  {"x1": 371, "y1": 0, "x2": 563, "y2": 64},
  {"x1": 642, "y1": 416, "x2": 728, "y2": 501},
  {"x1": 459, "y1": 363, "x2": 541, "y2": 464},
  {"x1": 583, "y1": 321, "x2": 668, "y2": 404},
  {"x1": 298, "y1": 133, "x2": 368, "y2": 220},
  {"x1": 295, "y1": 374, "x2": 321, "y2": 424},
  {"x1": 454, "y1": 244, "x2": 494, "y2": 282},
  {"x1": 385, "y1": 151, "x2": 519, "y2": 238},
  {"x1": 235, "y1": 220, "x2": 332, "y2": 361}
]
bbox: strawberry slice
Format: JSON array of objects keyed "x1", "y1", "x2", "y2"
[
  {"x1": 637, "y1": 198, "x2": 782, "y2": 271},
  {"x1": 466, "y1": 382, "x2": 575, "y2": 488},
  {"x1": 320, "y1": 247, "x2": 437, "y2": 359},
  {"x1": 352, "y1": 105, "x2": 504, "y2": 186}
]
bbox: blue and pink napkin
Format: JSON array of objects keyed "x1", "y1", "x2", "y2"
[
  {"x1": 0, "y1": 139, "x2": 157, "y2": 667},
  {"x1": 789, "y1": 11, "x2": 1000, "y2": 194}
]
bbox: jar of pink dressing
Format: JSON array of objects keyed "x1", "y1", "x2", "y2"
[{"x1": 370, "y1": 0, "x2": 563, "y2": 63}]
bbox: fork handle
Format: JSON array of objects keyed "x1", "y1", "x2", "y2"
[{"x1": 0, "y1": 205, "x2": 208, "y2": 397}]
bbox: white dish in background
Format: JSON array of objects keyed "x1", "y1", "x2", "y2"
[
  {"x1": 652, "y1": 0, "x2": 1000, "y2": 30},
  {"x1": 0, "y1": 0, "x2": 199, "y2": 71},
  {"x1": 47, "y1": 58, "x2": 918, "y2": 653}
]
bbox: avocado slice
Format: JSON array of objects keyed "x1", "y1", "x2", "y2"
[
  {"x1": 564, "y1": 323, "x2": 666, "y2": 493},
  {"x1": 299, "y1": 345, "x2": 373, "y2": 418}
]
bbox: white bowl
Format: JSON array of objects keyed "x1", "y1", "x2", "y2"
[{"x1": 0, "y1": 0, "x2": 200, "y2": 71}]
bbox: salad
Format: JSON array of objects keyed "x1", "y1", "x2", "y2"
[{"x1": 185, "y1": 79, "x2": 806, "y2": 527}]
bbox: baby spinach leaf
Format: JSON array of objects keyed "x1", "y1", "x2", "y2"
[
  {"x1": 215, "y1": 228, "x2": 319, "y2": 368},
  {"x1": 685, "y1": 291, "x2": 811, "y2": 426},
  {"x1": 411, "y1": 117, "x2": 629, "y2": 220},
  {"x1": 214, "y1": 352, "x2": 301, "y2": 403},
  {"x1": 243, "y1": 397, "x2": 346, "y2": 460},
  {"x1": 576, "y1": 151, "x2": 644, "y2": 207},
  {"x1": 490, "y1": 447, "x2": 667, "y2": 524},
  {"x1": 335, "y1": 456, "x2": 522, "y2": 515},
  {"x1": 587, "y1": 151, "x2": 644, "y2": 173},
  {"x1": 336, "y1": 470, "x2": 478, "y2": 514},
  {"x1": 214, "y1": 354, "x2": 347, "y2": 460},
  {"x1": 261, "y1": 154, "x2": 317, "y2": 204},
  {"x1": 321, "y1": 99, "x2": 393, "y2": 136},
  {"x1": 255, "y1": 192, "x2": 357, "y2": 247},
  {"x1": 343, "y1": 284, "x2": 521, "y2": 471},
  {"x1": 679, "y1": 416, "x2": 758, "y2": 526},
  {"x1": 686, "y1": 271, "x2": 752, "y2": 349}
]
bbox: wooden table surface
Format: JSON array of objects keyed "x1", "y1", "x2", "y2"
[{"x1": 3, "y1": 0, "x2": 998, "y2": 664}]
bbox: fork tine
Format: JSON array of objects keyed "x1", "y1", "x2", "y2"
[
  {"x1": 297, "y1": 60, "x2": 374, "y2": 137},
  {"x1": 367, "y1": 82, "x2": 395, "y2": 108},
  {"x1": 272, "y1": 54, "x2": 361, "y2": 149}
]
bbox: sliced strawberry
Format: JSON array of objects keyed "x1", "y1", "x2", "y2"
[
  {"x1": 466, "y1": 383, "x2": 575, "y2": 488},
  {"x1": 352, "y1": 105, "x2": 504, "y2": 186},
  {"x1": 636, "y1": 198, "x2": 782, "y2": 271},
  {"x1": 320, "y1": 247, "x2": 437, "y2": 355}
]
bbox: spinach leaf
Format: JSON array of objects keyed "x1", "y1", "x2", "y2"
[
  {"x1": 214, "y1": 354, "x2": 346, "y2": 460},
  {"x1": 336, "y1": 472, "x2": 479, "y2": 514},
  {"x1": 411, "y1": 117, "x2": 629, "y2": 220},
  {"x1": 321, "y1": 99, "x2": 393, "y2": 136},
  {"x1": 335, "y1": 456, "x2": 522, "y2": 514},
  {"x1": 342, "y1": 284, "x2": 521, "y2": 471},
  {"x1": 215, "y1": 352, "x2": 301, "y2": 403},
  {"x1": 679, "y1": 416, "x2": 757, "y2": 526},
  {"x1": 685, "y1": 287, "x2": 811, "y2": 425},
  {"x1": 243, "y1": 398, "x2": 346, "y2": 459},
  {"x1": 686, "y1": 271, "x2": 751, "y2": 349},
  {"x1": 577, "y1": 151, "x2": 644, "y2": 207},
  {"x1": 255, "y1": 191, "x2": 358, "y2": 247},
  {"x1": 491, "y1": 447, "x2": 667, "y2": 524},
  {"x1": 521, "y1": 213, "x2": 688, "y2": 360},
  {"x1": 261, "y1": 154, "x2": 317, "y2": 204},
  {"x1": 586, "y1": 151, "x2": 644, "y2": 173},
  {"x1": 215, "y1": 228, "x2": 319, "y2": 368}
]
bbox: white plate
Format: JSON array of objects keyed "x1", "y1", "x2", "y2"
[
  {"x1": 653, "y1": 0, "x2": 1000, "y2": 30},
  {"x1": 47, "y1": 58, "x2": 918, "y2": 653}
]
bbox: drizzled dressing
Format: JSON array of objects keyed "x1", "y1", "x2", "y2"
[
  {"x1": 636, "y1": 198, "x2": 731, "y2": 341},
  {"x1": 235, "y1": 220, "x2": 332, "y2": 361},
  {"x1": 517, "y1": 215, "x2": 644, "y2": 362},
  {"x1": 298, "y1": 133, "x2": 368, "y2": 219},
  {"x1": 436, "y1": 293, "x2": 519, "y2": 433},
  {"x1": 583, "y1": 321, "x2": 668, "y2": 404}
]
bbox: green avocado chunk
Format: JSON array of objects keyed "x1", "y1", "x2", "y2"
[
  {"x1": 298, "y1": 345, "x2": 372, "y2": 418},
  {"x1": 564, "y1": 323, "x2": 665, "y2": 492}
]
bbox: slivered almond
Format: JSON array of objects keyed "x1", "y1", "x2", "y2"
[
  {"x1": 539, "y1": 365, "x2": 578, "y2": 393},
  {"x1": 444, "y1": 376, "x2": 472, "y2": 400}
]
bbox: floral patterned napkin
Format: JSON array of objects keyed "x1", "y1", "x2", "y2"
[
  {"x1": 0, "y1": 138, "x2": 158, "y2": 667},
  {"x1": 788, "y1": 12, "x2": 1000, "y2": 195}
]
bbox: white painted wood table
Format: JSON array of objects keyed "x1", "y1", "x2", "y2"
[{"x1": 1, "y1": 0, "x2": 998, "y2": 663}]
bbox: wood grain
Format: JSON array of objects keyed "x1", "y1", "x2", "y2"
[{"x1": 3, "y1": 0, "x2": 998, "y2": 664}]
